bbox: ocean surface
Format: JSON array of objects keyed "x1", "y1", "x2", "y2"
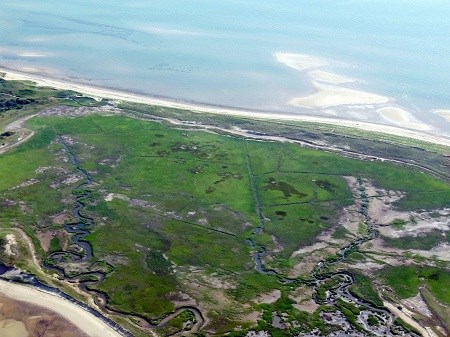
[{"x1": 1, "y1": 0, "x2": 450, "y2": 133}]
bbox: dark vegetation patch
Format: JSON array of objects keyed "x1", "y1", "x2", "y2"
[
  {"x1": 389, "y1": 218, "x2": 407, "y2": 230},
  {"x1": 332, "y1": 226, "x2": 351, "y2": 239},
  {"x1": 348, "y1": 273, "x2": 383, "y2": 307},
  {"x1": 275, "y1": 211, "x2": 287, "y2": 219},
  {"x1": 49, "y1": 236, "x2": 62, "y2": 253},
  {"x1": 145, "y1": 250, "x2": 172, "y2": 275},
  {"x1": 0, "y1": 131, "x2": 14, "y2": 139},
  {"x1": 265, "y1": 177, "x2": 307, "y2": 199},
  {"x1": 314, "y1": 179, "x2": 337, "y2": 192},
  {"x1": 367, "y1": 314, "x2": 379, "y2": 326}
]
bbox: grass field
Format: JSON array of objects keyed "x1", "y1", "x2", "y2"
[{"x1": 378, "y1": 265, "x2": 450, "y2": 305}]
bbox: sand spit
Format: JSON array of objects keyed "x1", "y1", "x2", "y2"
[
  {"x1": 275, "y1": 53, "x2": 328, "y2": 71},
  {"x1": 434, "y1": 109, "x2": 450, "y2": 122},
  {"x1": 1, "y1": 67, "x2": 449, "y2": 147},
  {"x1": 0, "y1": 280, "x2": 124, "y2": 337},
  {"x1": 377, "y1": 107, "x2": 432, "y2": 131},
  {"x1": 16, "y1": 52, "x2": 49, "y2": 58},
  {"x1": 289, "y1": 82, "x2": 390, "y2": 108},
  {"x1": 308, "y1": 70, "x2": 354, "y2": 84}
]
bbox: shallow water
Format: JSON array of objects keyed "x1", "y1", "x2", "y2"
[{"x1": 1, "y1": 0, "x2": 449, "y2": 132}]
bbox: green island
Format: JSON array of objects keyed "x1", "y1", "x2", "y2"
[{"x1": 0, "y1": 77, "x2": 449, "y2": 337}]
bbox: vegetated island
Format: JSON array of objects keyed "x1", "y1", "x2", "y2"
[{"x1": 0, "y1": 76, "x2": 449, "y2": 337}]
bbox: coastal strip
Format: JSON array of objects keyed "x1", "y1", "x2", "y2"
[
  {"x1": 1, "y1": 67, "x2": 449, "y2": 147},
  {"x1": 0, "y1": 279, "x2": 126, "y2": 337}
]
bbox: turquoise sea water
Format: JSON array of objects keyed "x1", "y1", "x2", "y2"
[{"x1": 1, "y1": 0, "x2": 450, "y2": 131}]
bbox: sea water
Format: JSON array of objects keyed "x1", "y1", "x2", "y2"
[{"x1": 1, "y1": 0, "x2": 449, "y2": 132}]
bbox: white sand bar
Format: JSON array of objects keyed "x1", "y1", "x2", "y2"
[
  {"x1": 434, "y1": 110, "x2": 450, "y2": 122},
  {"x1": 0, "y1": 280, "x2": 124, "y2": 337},
  {"x1": 1, "y1": 68, "x2": 449, "y2": 147},
  {"x1": 377, "y1": 107, "x2": 432, "y2": 131},
  {"x1": 290, "y1": 82, "x2": 390, "y2": 108},
  {"x1": 308, "y1": 70, "x2": 354, "y2": 84},
  {"x1": 275, "y1": 53, "x2": 328, "y2": 71}
]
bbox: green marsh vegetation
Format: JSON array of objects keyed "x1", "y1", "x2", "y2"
[
  {"x1": 1, "y1": 79, "x2": 449, "y2": 334},
  {"x1": 378, "y1": 265, "x2": 450, "y2": 304}
]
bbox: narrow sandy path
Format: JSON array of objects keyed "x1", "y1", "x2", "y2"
[
  {"x1": 383, "y1": 301, "x2": 437, "y2": 337},
  {"x1": 0, "y1": 114, "x2": 36, "y2": 155}
]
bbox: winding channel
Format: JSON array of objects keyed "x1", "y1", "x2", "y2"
[
  {"x1": 2, "y1": 136, "x2": 205, "y2": 337},
  {"x1": 247, "y1": 177, "x2": 421, "y2": 336}
]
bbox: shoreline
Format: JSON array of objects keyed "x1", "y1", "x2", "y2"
[
  {"x1": 1, "y1": 67, "x2": 449, "y2": 147},
  {"x1": 0, "y1": 279, "x2": 124, "y2": 337}
]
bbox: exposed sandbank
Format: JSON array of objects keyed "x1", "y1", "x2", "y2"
[
  {"x1": 1, "y1": 67, "x2": 449, "y2": 147},
  {"x1": 275, "y1": 53, "x2": 328, "y2": 71},
  {"x1": 289, "y1": 82, "x2": 390, "y2": 108},
  {"x1": 0, "y1": 280, "x2": 124, "y2": 337},
  {"x1": 377, "y1": 107, "x2": 432, "y2": 131},
  {"x1": 308, "y1": 70, "x2": 354, "y2": 84},
  {"x1": 434, "y1": 109, "x2": 450, "y2": 122}
]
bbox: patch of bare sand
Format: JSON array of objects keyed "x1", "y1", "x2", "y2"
[
  {"x1": 289, "y1": 246, "x2": 340, "y2": 278},
  {"x1": 289, "y1": 286, "x2": 319, "y2": 313},
  {"x1": 340, "y1": 176, "x2": 365, "y2": 236},
  {"x1": 377, "y1": 209, "x2": 449, "y2": 239},
  {"x1": 289, "y1": 82, "x2": 390, "y2": 108},
  {"x1": 0, "y1": 319, "x2": 28, "y2": 337},
  {"x1": 402, "y1": 294, "x2": 433, "y2": 318},
  {"x1": 51, "y1": 211, "x2": 71, "y2": 225},
  {"x1": 241, "y1": 311, "x2": 262, "y2": 323},
  {"x1": 4, "y1": 234, "x2": 17, "y2": 256},
  {"x1": 363, "y1": 237, "x2": 450, "y2": 262},
  {"x1": 291, "y1": 242, "x2": 329, "y2": 257},
  {"x1": 275, "y1": 53, "x2": 328, "y2": 71},
  {"x1": 377, "y1": 107, "x2": 432, "y2": 131},
  {"x1": 37, "y1": 230, "x2": 68, "y2": 252},
  {"x1": 253, "y1": 289, "x2": 281, "y2": 305}
]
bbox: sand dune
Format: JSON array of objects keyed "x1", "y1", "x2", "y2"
[{"x1": 290, "y1": 82, "x2": 390, "y2": 108}]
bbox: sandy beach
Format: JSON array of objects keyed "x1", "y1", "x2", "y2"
[
  {"x1": 0, "y1": 280, "x2": 124, "y2": 337},
  {"x1": 1, "y1": 67, "x2": 449, "y2": 147}
]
